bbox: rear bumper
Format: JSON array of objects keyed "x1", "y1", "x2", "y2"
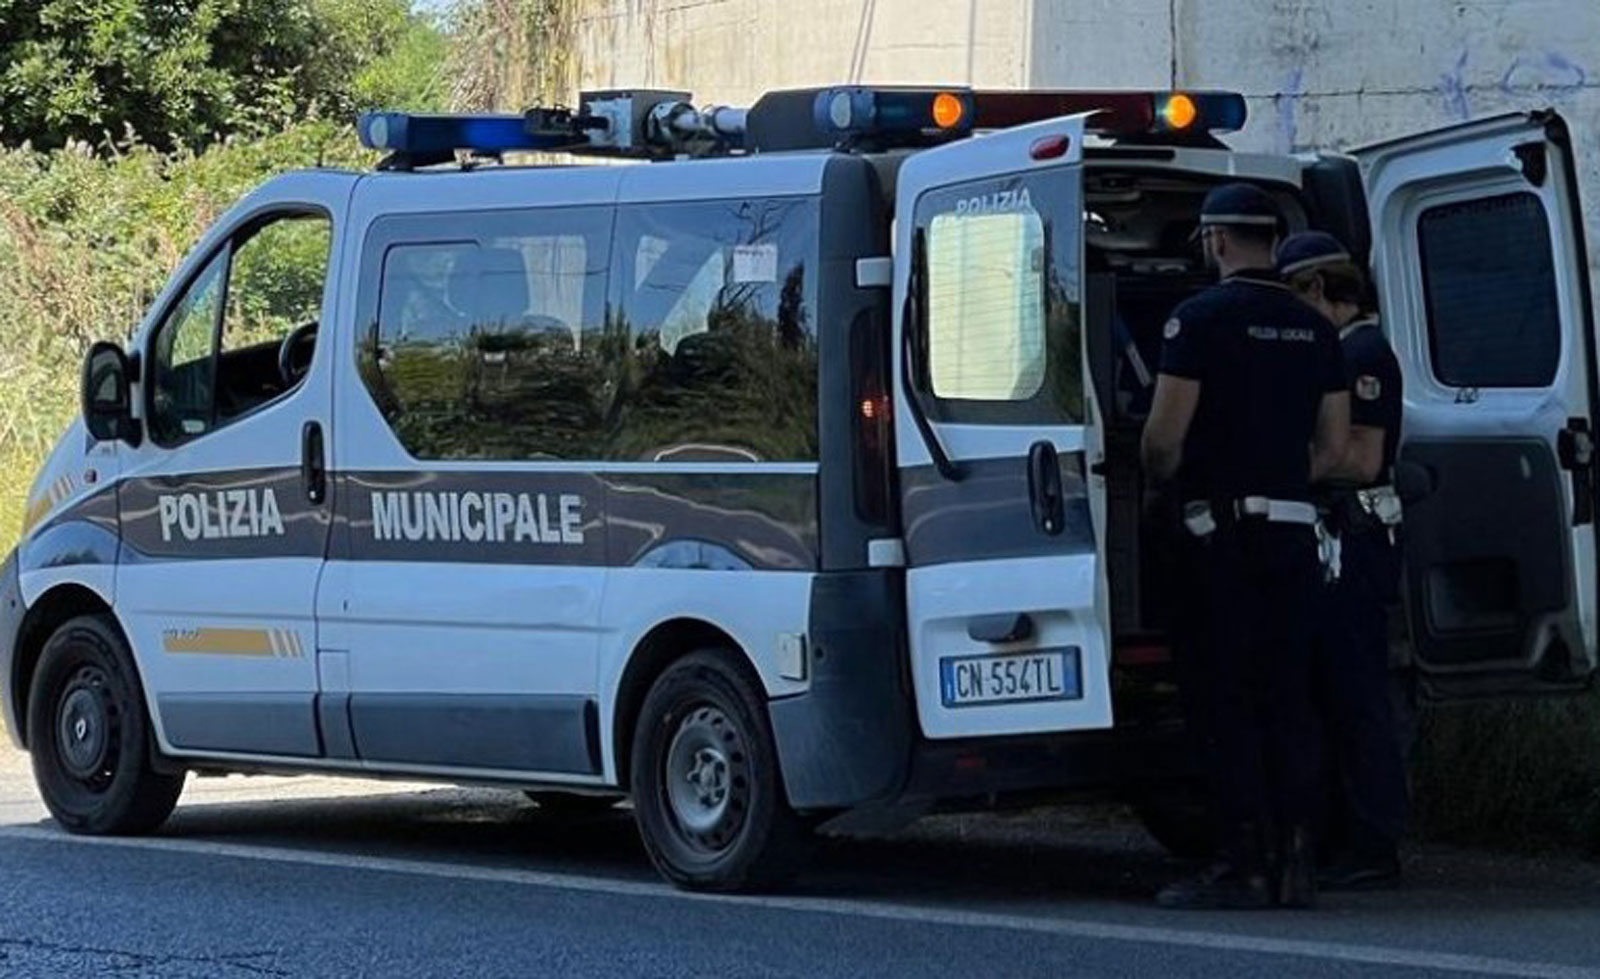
[
  {"x1": 0, "y1": 549, "x2": 24, "y2": 749},
  {"x1": 770, "y1": 568, "x2": 1192, "y2": 812},
  {"x1": 899, "y1": 721, "x2": 1193, "y2": 804}
]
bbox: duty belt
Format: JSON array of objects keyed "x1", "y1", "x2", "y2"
[
  {"x1": 1182, "y1": 496, "x2": 1319, "y2": 537},
  {"x1": 1235, "y1": 496, "x2": 1319, "y2": 525}
]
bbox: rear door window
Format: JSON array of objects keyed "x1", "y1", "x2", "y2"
[
  {"x1": 912, "y1": 173, "x2": 1083, "y2": 425},
  {"x1": 1418, "y1": 192, "x2": 1560, "y2": 388},
  {"x1": 926, "y1": 208, "x2": 1048, "y2": 401}
]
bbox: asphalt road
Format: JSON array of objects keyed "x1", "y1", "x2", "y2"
[{"x1": 2, "y1": 736, "x2": 1598, "y2": 978}]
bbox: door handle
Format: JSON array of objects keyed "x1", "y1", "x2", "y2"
[
  {"x1": 1557, "y1": 417, "x2": 1594, "y2": 525},
  {"x1": 968, "y1": 613, "x2": 1034, "y2": 644},
  {"x1": 302, "y1": 420, "x2": 327, "y2": 506},
  {"x1": 1027, "y1": 439, "x2": 1065, "y2": 536}
]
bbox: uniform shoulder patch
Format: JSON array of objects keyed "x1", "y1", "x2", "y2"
[
  {"x1": 1163, "y1": 317, "x2": 1182, "y2": 340},
  {"x1": 1354, "y1": 374, "x2": 1382, "y2": 401}
]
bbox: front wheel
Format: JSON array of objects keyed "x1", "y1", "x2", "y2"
[
  {"x1": 630, "y1": 650, "x2": 810, "y2": 891},
  {"x1": 28, "y1": 614, "x2": 184, "y2": 835}
]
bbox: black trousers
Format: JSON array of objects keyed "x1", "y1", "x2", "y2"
[
  {"x1": 1312, "y1": 527, "x2": 1407, "y2": 855},
  {"x1": 1175, "y1": 522, "x2": 1321, "y2": 836}
]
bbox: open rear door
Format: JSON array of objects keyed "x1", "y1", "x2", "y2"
[
  {"x1": 893, "y1": 113, "x2": 1114, "y2": 739},
  {"x1": 1358, "y1": 112, "x2": 1598, "y2": 698}
]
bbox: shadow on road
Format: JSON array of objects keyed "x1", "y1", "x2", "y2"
[{"x1": 43, "y1": 786, "x2": 1586, "y2": 915}]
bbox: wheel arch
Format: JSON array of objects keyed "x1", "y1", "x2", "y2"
[
  {"x1": 10, "y1": 583, "x2": 119, "y2": 750},
  {"x1": 611, "y1": 617, "x2": 752, "y2": 785}
]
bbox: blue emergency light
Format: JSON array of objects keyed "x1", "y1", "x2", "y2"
[{"x1": 356, "y1": 112, "x2": 581, "y2": 160}]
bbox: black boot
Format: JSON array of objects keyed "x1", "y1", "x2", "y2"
[
  {"x1": 1156, "y1": 823, "x2": 1273, "y2": 910},
  {"x1": 1276, "y1": 824, "x2": 1318, "y2": 909},
  {"x1": 1318, "y1": 845, "x2": 1400, "y2": 891}
]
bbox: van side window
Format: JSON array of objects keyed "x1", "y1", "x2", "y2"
[
  {"x1": 360, "y1": 207, "x2": 612, "y2": 460},
  {"x1": 1418, "y1": 192, "x2": 1560, "y2": 388},
  {"x1": 912, "y1": 174, "x2": 1083, "y2": 425},
  {"x1": 609, "y1": 197, "x2": 819, "y2": 463},
  {"x1": 147, "y1": 211, "x2": 332, "y2": 447}
]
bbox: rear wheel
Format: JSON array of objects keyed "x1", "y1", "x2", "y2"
[
  {"x1": 28, "y1": 614, "x2": 184, "y2": 835},
  {"x1": 630, "y1": 650, "x2": 809, "y2": 891}
]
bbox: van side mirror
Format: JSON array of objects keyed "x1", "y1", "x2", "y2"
[{"x1": 81, "y1": 341, "x2": 141, "y2": 446}]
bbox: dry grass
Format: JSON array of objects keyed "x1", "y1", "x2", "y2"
[
  {"x1": 447, "y1": 0, "x2": 585, "y2": 111},
  {"x1": 1411, "y1": 693, "x2": 1600, "y2": 855}
]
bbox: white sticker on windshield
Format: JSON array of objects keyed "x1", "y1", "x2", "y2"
[{"x1": 732, "y1": 244, "x2": 778, "y2": 284}]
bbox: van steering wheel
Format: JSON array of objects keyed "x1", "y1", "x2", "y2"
[{"x1": 278, "y1": 321, "x2": 319, "y2": 388}]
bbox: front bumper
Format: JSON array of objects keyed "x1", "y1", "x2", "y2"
[{"x1": 0, "y1": 549, "x2": 23, "y2": 749}]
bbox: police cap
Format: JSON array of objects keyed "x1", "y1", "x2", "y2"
[
  {"x1": 1195, "y1": 182, "x2": 1282, "y2": 234},
  {"x1": 1276, "y1": 231, "x2": 1353, "y2": 277}
]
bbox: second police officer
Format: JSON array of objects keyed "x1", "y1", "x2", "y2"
[
  {"x1": 1142, "y1": 185, "x2": 1350, "y2": 910},
  {"x1": 1278, "y1": 231, "x2": 1409, "y2": 891}
]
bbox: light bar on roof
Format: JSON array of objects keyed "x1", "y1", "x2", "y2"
[
  {"x1": 970, "y1": 90, "x2": 1248, "y2": 136},
  {"x1": 812, "y1": 87, "x2": 976, "y2": 140}
]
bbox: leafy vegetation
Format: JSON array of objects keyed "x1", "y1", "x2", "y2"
[{"x1": 0, "y1": 0, "x2": 447, "y2": 152}]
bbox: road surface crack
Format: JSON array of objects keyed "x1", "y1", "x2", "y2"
[{"x1": 0, "y1": 935, "x2": 289, "y2": 976}]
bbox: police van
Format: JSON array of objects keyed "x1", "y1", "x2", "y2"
[{"x1": 2, "y1": 86, "x2": 1594, "y2": 890}]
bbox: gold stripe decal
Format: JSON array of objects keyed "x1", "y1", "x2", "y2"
[
  {"x1": 19, "y1": 474, "x2": 76, "y2": 537},
  {"x1": 162, "y1": 627, "x2": 305, "y2": 658},
  {"x1": 19, "y1": 495, "x2": 53, "y2": 537}
]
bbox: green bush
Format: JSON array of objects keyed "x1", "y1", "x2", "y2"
[
  {"x1": 0, "y1": 122, "x2": 375, "y2": 542},
  {"x1": 0, "y1": 0, "x2": 447, "y2": 152}
]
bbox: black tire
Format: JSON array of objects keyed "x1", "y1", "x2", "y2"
[
  {"x1": 630, "y1": 650, "x2": 810, "y2": 892},
  {"x1": 27, "y1": 614, "x2": 184, "y2": 835},
  {"x1": 1133, "y1": 782, "x2": 1215, "y2": 859},
  {"x1": 522, "y1": 791, "x2": 621, "y2": 817}
]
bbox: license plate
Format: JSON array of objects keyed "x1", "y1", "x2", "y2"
[{"x1": 939, "y1": 648, "x2": 1081, "y2": 708}]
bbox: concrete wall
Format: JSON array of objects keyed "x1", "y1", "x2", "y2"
[
  {"x1": 572, "y1": 0, "x2": 1600, "y2": 263},
  {"x1": 571, "y1": 0, "x2": 1033, "y2": 102}
]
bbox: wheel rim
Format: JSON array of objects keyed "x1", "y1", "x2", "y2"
[
  {"x1": 662, "y1": 705, "x2": 749, "y2": 852},
  {"x1": 53, "y1": 665, "x2": 120, "y2": 790}
]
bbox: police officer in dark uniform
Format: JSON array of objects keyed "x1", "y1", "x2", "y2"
[
  {"x1": 1279, "y1": 231, "x2": 1408, "y2": 890},
  {"x1": 1143, "y1": 185, "x2": 1350, "y2": 910}
]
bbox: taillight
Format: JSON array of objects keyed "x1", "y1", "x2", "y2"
[{"x1": 850, "y1": 312, "x2": 893, "y2": 525}]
